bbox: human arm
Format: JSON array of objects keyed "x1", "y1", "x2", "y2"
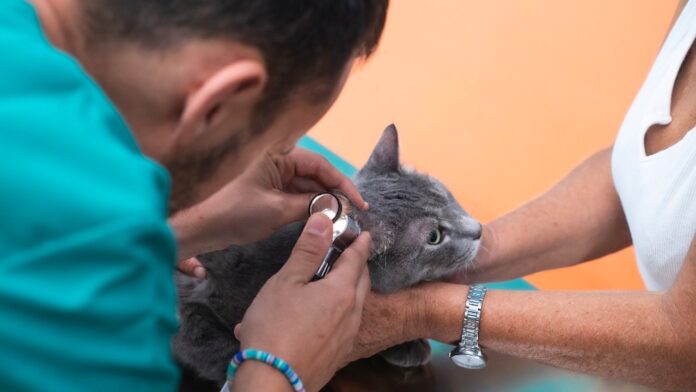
[
  {"x1": 231, "y1": 213, "x2": 372, "y2": 392},
  {"x1": 354, "y1": 234, "x2": 696, "y2": 391},
  {"x1": 451, "y1": 2, "x2": 689, "y2": 285},
  {"x1": 172, "y1": 147, "x2": 367, "y2": 273},
  {"x1": 456, "y1": 148, "x2": 631, "y2": 283}
]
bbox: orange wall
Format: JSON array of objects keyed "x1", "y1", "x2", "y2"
[{"x1": 309, "y1": 1, "x2": 680, "y2": 291}]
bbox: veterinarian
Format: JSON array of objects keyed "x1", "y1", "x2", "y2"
[
  {"x1": 0, "y1": 1, "x2": 388, "y2": 391},
  {"x1": 351, "y1": 1, "x2": 696, "y2": 390}
]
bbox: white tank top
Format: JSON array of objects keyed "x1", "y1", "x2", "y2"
[{"x1": 612, "y1": 1, "x2": 696, "y2": 291}]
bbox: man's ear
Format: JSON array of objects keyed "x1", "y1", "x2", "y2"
[{"x1": 175, "y1": 59, "x2": 267, "y2": 145}]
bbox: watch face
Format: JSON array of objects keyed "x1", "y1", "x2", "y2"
[{"x1": 451, "y1": 353, "x2": 486, "y2": 369}]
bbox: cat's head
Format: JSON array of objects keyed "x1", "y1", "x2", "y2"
[{"x1": 352, "y1": 125, "x2": 481, "y2": 293}]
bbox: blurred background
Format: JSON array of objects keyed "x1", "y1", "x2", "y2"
[{"x1": 308, "y1": 0, "x2": 681, "y2": 292}]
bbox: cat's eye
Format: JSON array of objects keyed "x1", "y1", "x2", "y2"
[{"x1": 427, "y1": 227, "x2": 443, "y2": 245}]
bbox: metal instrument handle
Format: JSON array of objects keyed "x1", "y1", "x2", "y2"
[{"x1": 312, "y1": 246, "x2": 343, "y2": 281}]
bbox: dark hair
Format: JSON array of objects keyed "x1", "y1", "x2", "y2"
[{"x1": 84, "y1": 1, "x2": 389, "y2": 131}]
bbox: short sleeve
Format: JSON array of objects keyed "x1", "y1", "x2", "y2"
[
  {"x1": 0, "y1": 217, "x2": 179, "y2": 392},
  {"x1": 0, "y1": 2, "x2": 180, "y2": 391}
]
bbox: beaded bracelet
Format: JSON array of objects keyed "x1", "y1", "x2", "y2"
[{"x1": 226, "y1": 348, "x2": 305, "y2": 392}]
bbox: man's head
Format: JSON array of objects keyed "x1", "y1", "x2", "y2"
[{"x1": 49, "y1": 0, "x2": 388, "y2": 211}]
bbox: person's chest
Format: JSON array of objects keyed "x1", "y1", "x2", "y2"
[{"x1": 610, "y1": 3, "x2": 696, "y2": 290}]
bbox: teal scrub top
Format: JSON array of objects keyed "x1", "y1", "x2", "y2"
[{"x1": 0, "y1": 1, "x2": 180, "y2": 391}]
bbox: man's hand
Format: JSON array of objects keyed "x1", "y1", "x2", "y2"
[
  {"x1": 232, "y1": 213, "x2": 372, "y2": 392},
  {"x1": 176, "y1": 257, "x2": 206, "y2": 279},
  {"x1": 171, "y1": 147, "x2": 368, "y2": 263}
]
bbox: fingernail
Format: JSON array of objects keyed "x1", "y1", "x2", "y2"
[
  {"x1": 194, "y1": 266, "x2": 207, "y2": 279},
  {"x1": 306, "y1": 214, "x2": 330, "y2": 235}
]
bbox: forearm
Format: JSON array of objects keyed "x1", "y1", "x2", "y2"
[
  {"x1": 231, "y1": 361, "x2": 294, "y2": 392},
  {"x1": 170, "y1": 204, "x2": 219, "y2": 261},
  {"x1": 471, "y1": 148, "x2": 631, "y2": 282},
  {"x1": 424, "y1": 284, "x2": 696, "y2": 391}
]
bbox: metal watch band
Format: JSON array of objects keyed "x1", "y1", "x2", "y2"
[{"x1": 459, "y1": 285, "x2": 487, "y2": 352}]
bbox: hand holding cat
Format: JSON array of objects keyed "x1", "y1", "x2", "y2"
[
  {"x1": 346, "y1": 285, "x2": 432, "y2": 362},
  {"x1": 232, "y1": 213, "x2": 372, "y2": 392},
  {"x1": 171, "y1": 147, "x2": 368, "y2": 264}
]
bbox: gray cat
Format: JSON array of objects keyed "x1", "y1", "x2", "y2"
[{"x1": 173, "y1": 125, "x2": 482, "y2": 390}]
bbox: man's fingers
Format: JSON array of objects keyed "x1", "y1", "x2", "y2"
[
  {"x1": 177, "y1": 257, "x2": 206, "y2": 279},
  {"x1": 286, "y1": 177, "x2": 326, "y2": 195},
  {"x1": 289, "y1": 149, "x2": 368, "y2": 210},
  {"x1": 336, "y1": 178, "x2": 369, "y2": 211},
  {"x1": 279, "y1": 192, "x2": 315, "y2": 223},
  {"x1": 234, "y1": 323, "x2": 241, "y2": 340},
  {"x1": 279, "y1": 213, "x2": 333, "y2": 282},
  {"x1": 326, "y1": 232, "x2": 372, "y2": 286}
]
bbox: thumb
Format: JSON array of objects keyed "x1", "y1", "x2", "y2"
[{"x1": 278, "y1": 213, "x2": 333, "y2": 282}]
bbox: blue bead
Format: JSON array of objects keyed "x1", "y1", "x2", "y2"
[{"x1": 226, "y1": 348, "x2": 305, "y2": 392}]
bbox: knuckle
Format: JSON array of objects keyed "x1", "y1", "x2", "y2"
[
  {"x1": 177, "y1": 259, "x2": 196, "y2": 273},
  {"x1": 268, "y1": 201, "x2": 284, "y2": 216},
  {"x1": 319, "y1": 155, "x2": 332, "y2": 169},
  {"x1": 273, "y1": 271, "x2": 294, "y2": 286},
  {"x1": 306, "y1": 157, "x2": 319, "y2": 172}
]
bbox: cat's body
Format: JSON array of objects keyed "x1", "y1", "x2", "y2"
[{"x1": 173, "y1": 125, "x2": 481, "y2": 390}]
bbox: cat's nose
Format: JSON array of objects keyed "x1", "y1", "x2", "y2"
[
  {"x1": 460, "y1": 218, "x2": 482, "y2": 240},
  {"x1": 472, "y1": 224, "x2": 482, "y2": 240},
  {"x1": 465, "y1": 223, "x2": 482, "y2": 240}
]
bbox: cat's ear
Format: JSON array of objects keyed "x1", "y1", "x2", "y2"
[{"x1": 362, "y1": 124, "x2": 400, "y2": 174}]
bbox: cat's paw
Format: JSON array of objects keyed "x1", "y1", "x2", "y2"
[{"x1": 379, "y1": 339, "x2": 432, "y2": 368}]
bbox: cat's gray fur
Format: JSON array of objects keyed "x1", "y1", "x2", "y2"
[{"x1": 173, "y1": 125, "x2": 481, "y2": 388}]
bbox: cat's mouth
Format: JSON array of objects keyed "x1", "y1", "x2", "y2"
[
  {"x1": 443, "y1": 240, "x2": 482, "y2": 283},
  {"x1": 438, "y1": 244, "x2": 480, "y2": 280}
]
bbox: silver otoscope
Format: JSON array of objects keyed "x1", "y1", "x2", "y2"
[{"x1": 308, "y1": 191, "x2": 361, "y2": 280}]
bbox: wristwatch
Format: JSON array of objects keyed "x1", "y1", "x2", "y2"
[{"x1": 449, "y1": 285, "x2": 488, "y2": 369}]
